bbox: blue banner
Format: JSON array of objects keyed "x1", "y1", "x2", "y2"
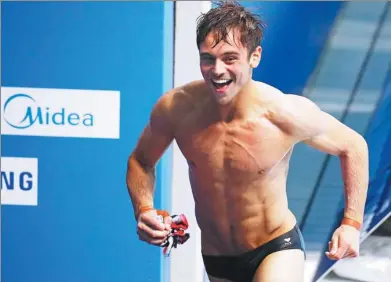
[{"x1": 1, "y1": 2, "x2": 173, "y2": 282}]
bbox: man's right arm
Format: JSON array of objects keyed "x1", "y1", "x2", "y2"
[{"x1": 126, "y1": 92, "x2": 175, "y2": 219}]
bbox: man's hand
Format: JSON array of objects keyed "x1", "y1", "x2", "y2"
[
  {"x1": 326, "y1": 224, "x2": 360, "y2": 260},
  {"x1": 137, "y1": 209, "x2": 172, "y2": 246}
]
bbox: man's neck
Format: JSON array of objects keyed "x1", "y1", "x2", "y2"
[{"x1": 217, "y1": 80, "x2": 255, "y2": 122}]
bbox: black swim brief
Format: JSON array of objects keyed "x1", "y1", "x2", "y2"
[{"x1": 202, "y1": 225, "x2": 306, "y2": 282}]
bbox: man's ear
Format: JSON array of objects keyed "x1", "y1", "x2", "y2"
[{"x1": 250, "y1": 46, "x2": 262, "y2": 68}]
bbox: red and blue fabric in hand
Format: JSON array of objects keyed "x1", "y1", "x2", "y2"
[{"x1": 160, "y1": 214, "x2": 190, "y2": 256}]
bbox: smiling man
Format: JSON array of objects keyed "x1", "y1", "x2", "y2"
[{"x1": 126, "y1": 1, "x2": 369, "y2": 281}]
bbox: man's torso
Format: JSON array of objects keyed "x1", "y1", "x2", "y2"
[{"x1": 169, "y1": 80, "x2": 298, "y2": 255}]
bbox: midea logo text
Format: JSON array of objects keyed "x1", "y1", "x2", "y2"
[{"x1": 3, "y1": 93, "x2": 93, "y2": 129}]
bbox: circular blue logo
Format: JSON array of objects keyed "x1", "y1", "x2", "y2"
[{"x1": 3, "y1": 94, "x2": 36, "y2": 129}]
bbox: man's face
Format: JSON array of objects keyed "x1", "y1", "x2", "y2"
[{"x1": 199, "y1": 29, "x2": 261, "y2": 105}]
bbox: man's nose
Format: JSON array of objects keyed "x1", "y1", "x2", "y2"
[{"x1": 213, "y1": 60, "x2": 226, "y2": 76}]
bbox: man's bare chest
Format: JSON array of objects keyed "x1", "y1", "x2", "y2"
[{"x1": 176, "y1": 118, "x2": 292, "y2": 174}]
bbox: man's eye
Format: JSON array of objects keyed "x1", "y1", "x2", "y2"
[
  {"x1": 201, "y1": 57, "x2": 214, "y2": 64},
  {"x1": 226, "y1": 57, "x2": 237, "y2": 62}
]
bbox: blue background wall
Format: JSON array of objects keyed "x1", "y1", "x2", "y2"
[
  {"x1": 314, "y1": 66, "x2": 391, "y2": 282},
  {"x1": 241, "y1": 1, "x2": 343, "y2": 94},
  {"x1": 1, "y1": 2, "x2": 173, "y2": 282}
]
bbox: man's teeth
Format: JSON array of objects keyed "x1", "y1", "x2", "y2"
[{"x1": 213, "y1": 79, "x2": 230, "y2": 83}]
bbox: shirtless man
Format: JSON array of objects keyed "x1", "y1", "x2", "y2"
[{"x1": 126, "y1": 1, "x2": 369, "y2": 281}]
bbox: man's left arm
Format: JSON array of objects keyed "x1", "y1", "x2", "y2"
[{"x1": 277, "y1": 94, "x2": 369, "y2": 260}]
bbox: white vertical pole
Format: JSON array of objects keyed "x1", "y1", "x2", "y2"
[{"x1": 170, "y1": 2, "x2": 212, "y2": 282}]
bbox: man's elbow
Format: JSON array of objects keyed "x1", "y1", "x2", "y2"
[
  {"x1": 127, "y1": 152, "x2": 155, "y2": 176},
  {"x1": 341, "y1": 133, "x2": 368, "y2": 158},
  {"x1": 352, "y1": 134, "x2": 368, "y2": 154}
]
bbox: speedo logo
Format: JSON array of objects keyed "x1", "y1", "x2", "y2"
[
  {"x1": 282, "y1": 237, "x2": 292, "y2": 248},
  {"x1": 3, "y1": 93, "x2": 93, "y2": 129}
]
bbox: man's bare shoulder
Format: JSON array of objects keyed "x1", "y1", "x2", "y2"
[
  {"x1": 253, "y1": 81, "x2": 321, "y2": 133},
  {"x1": 283, "y1": 93, "x2": 320, "y2": 112},
  {"x1": 254, "y1": 81, "x2": 283, "y2": 95},
  {"x1": 157, "y1": 80, "x2": 208, "y2": 110},
  {"x1": 253, "y1": 81, "x2": 284, "y2": 103},
  {"x1": 175, "y1": 80, "x2": 209, "y2": 107},
  {"x1": 254, "y1": 81, "x2": 317, "y2": 105},
  {"x1": 252, "y1": 81, "x2": 317, "y2": 116},
  {"x1": 152, "y1": 80, "x2": 209, "y2": 125},
  {"x1": 181, "y1": 79, "x2": 209, "y2": 94}
]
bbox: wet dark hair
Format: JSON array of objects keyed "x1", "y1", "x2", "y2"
[{"x1": 196, "y1": 0, "x2": 266, "y2": 55}]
